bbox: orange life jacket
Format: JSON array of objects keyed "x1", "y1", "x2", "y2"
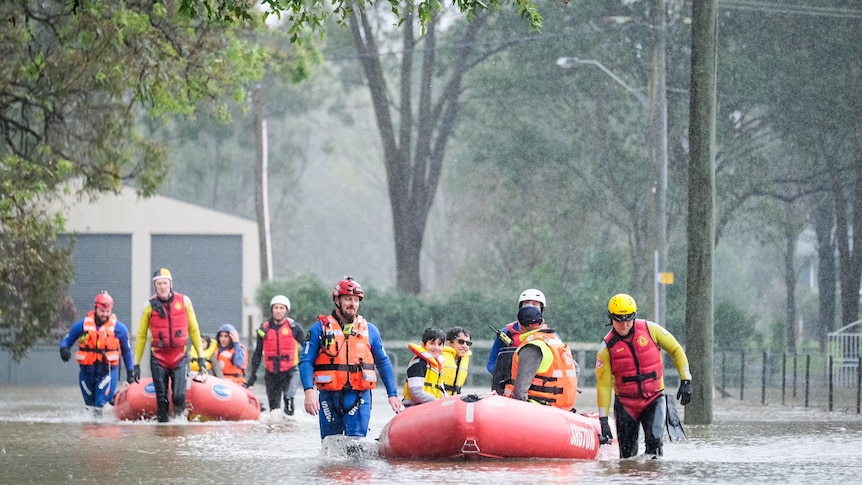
[
  {"x1": 312, "y1": 315, "x2": 377, "y2": 392},
  {"x1": 258, "y1": 319, "x2": 299, "y2": 373},
  {"x1": 148, "y1": 292, "x2": 189, "y2": 369},
  {"x1": 75, "y1": 312, "x2": 121, "y2": 366},
  {"x1": 505, "y1": 328, "x2": 579, "y2": 410},
  {"x1": 217, "y1": 343, "x2": 248, "y2": 384},
  {"x1": 604, "y1": 319, "x2": 663, "y2": 400}
]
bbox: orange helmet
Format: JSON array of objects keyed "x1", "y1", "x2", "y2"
[{"x1": 332, "y1": 276, "x2": 363, "y2": 301}]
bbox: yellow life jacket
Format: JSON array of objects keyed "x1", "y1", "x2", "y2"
[{"x1": 441, "y1": 345, "x2": 471, "y2": 396}]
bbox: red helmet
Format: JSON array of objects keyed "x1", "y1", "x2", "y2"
[
  {"x1": 94, "y1": 291, "x2": 114, "y2": 310},
  {"x1": 332, "y1": 276, "x2": 363, "y2": 301}
]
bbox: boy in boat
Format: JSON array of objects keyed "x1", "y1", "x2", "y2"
[
  {"x1": 401, "y1": 326, "x2": 446, "y2": 407},
  {"x1": 441, "y1": 326, "x2": 472, "y2": 396}
]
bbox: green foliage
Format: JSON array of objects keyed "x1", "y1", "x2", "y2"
[
  {"x1": 178, "y1": 0, "x2": 548, "y2": 36},
  {"x1": 714, "y1": 300, "x2": 759, "y2": 351},
  {"x1": 0, "y1": 1, "x2": 265, "y2": 359}
]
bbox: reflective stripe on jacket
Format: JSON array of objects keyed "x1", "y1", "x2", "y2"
[
  {"x1": 312, "y1": 315, "x2": 376, "y2": 391},
  {"x1": 75, "y1": 312, "x2": 121, "y2": 366}
]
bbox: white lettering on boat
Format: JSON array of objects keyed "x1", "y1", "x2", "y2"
[{"x1": 569, "y1": 423, "x2": 597, "y2": 449}]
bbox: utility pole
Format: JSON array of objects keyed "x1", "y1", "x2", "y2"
[
  {"x1": 253, "y1": 86, "x2": 273, "y2": 282},
  {"x1": 686, "y1": 0, "x2": 718, "y2": 425},
  {"x1": 651, "y1": 0, "x2": 670, "y2": 326}
]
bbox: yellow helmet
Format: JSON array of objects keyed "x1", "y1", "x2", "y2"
[{"x1": 608, "y1": 293, "x2": 637, "y2": 321}]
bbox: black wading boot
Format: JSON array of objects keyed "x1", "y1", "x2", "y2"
[{"x1": 285, "y1": 397, "x2": 295, "y2": 416}]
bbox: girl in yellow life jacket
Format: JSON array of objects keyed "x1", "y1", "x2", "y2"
[
  {"x1": 190, "y1": 335, "x2": 217, "y2": 372},
  {"x1": 441, "y1": 326, "x2": 472, "y2": 396},
  {"x1": 401, "y1": 327, "x2": 446, "y2": 407}
]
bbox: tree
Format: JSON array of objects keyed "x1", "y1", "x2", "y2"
[
  {"x1": 0, "y1": 1, "x2": 264, "y2": 359},
  {"x1": 345, "y1": 3, "x2": 522, "y2": 293}
]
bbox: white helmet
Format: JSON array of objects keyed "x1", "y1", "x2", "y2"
[
  {"x1": 270, "y1": 294, "x2": 291, "y2": 312},
  {"x1": 518, "y1": 288, "x2": 546, "y2": 310}
]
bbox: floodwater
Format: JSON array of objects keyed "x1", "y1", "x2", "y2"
[{"x1": 2, "y1": 386, "x2": 861, "y2": 484}]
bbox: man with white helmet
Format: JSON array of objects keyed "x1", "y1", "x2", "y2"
[
  {"x1": 487, "y1": 288, "x2": 548, "y2": 395},
  {"x1": 245, "y1": 294, "x2": 305, "y2": 416}
]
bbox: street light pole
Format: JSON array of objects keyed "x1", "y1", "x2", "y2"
[{"x1": 557, "y1": 46, "x2": 670, "y2": 326}]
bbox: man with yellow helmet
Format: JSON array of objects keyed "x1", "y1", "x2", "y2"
[
  {"x1": 133, "y1": 268, "x2": 205, "y2": 422},
  {"x1": 596, "y1": 293, "x2": 692, "y2": 458}
]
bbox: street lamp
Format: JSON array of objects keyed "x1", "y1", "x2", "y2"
[
  {"x1": 556, "y1": 57, "x2": 649, "y2": 108},
  {"x1": 557, "y1": 55, "x2": 669, "y2": 326}
]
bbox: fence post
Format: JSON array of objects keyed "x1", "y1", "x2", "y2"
[
  {"x1": 740, "y1": 350, "x2": 745, "y2": 401},
  {"x1": 804, "y1": 354, "x2": 811, "y2": 408},
  {"x1": 761, "y1": 350, "x2": 767, "y2": 405},
  {"x1": 793, "y1": 353, "x2": 798, "y2": 398},
  {"x1": 828, "y1": 355, "x2": 833, "y2": 412},
  {"x1": 857, "y1": 355, "x2": 861, "y2": 415},
  {"x1": 782, "y1": 352, "x2": 787, "y2": 406},
  {"x1": 721, "y1": 351, "x2": 726, "y2": 398}
]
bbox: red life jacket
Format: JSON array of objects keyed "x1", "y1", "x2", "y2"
[
  {"x1": 312, "y1": 315, "x2": 377, "y2": 392},
  {"x1": 148, "y1": 292, "x2": 189, "y2": 370},
  {"x1": 75, "y1": 312, "x2": 121, "y2": 366},
  {"x1": 217, "y1": 343, "x2": 248, "y2": 384},
  {"x1": 258, "y1": 319, "x2": 299, "y2": 373},
  {"x1": 604, "y1": 319, "x2": 663, "y2": 400},
  {"x1": 503, "y1": 321, "x2": 527, "y2": 347}
]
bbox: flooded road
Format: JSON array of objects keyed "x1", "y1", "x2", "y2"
[{"x1": 2, "y1": 386, "x2": 861, "y2": 484}]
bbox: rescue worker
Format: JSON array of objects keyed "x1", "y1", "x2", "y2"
[
  {"x1": 133, "y1": 268, "x2": 206, "y2": 422},
  {"x1": 596, "y1": 293, "x2": 693, "y2": 458},
  {"x1": 215, "y1": 324, "x2": 248, "y2": 385},
  {"x1": 190, "y1": 334, "x2": 217, "y2": 373},
  {"x1": 401, "y1": 326, "x2": 446, "y2": 407},
  {"x1": 245, "y1": 295, "x2": 304, "y2": 416},
  {"x1": 503, "y1": 305, "x2": 578, "y2": 411},
  {"x1": 487, "y1": 288, "x2": 548, "y2": 394},
  {"x1": 299, "y1": 276, "x2": 401, "y2": 439},
  {"x1": 441, "y1": 326, "x2": 472, "y2": 396},
  {"x1": 59, "y1": 291, "x2": 135, "y2": 417}
]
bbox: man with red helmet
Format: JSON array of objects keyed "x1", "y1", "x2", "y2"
[
  {"x1": 59, "y1": 291, "x2": 134, "y2": 417},
  {"x1": 299, "y1": 276, "x2": 402, "y2": 440}
]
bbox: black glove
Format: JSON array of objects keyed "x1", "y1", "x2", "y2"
[
  {"x1": 132, "y1": 365, "x2": 141, "y2": 383},
  {"x1": 59, "y1": 347, "x2": 71, "y2": 362},
  {"x1": 677, "y1": 380, "x2": 692, "y2": 406},
  {"x1": 126, "y1": 369, "x2": 136, "y2": 384},
  {"x1": 599, "y1": 416, "x2": 613, "y2": 445},
  {"x1": 197, "y1": 358, "x2": 208, "y2": 373}
]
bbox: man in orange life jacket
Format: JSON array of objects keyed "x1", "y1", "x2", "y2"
[
  {"x1": 503, "y1": 305, "x2": 579, "y2": 411},
  {"x1": 59, "y1": 291, "x2": 135, "y2": 417},
  {"x1": 299, "y1": 276, "x2": 401, "y2": 439},
  {"x1": 596, "y1": 293, "x2": 693, "y2": 458},
  {"x1": 133, "y1": 268, "x2": 205, "y2": 422},
  {"x1": 487, "y1": 288, "x2": 547, "y2": 395},
  {"x1": 245, "y1": 295, "x2": 304, "y2": 416}
]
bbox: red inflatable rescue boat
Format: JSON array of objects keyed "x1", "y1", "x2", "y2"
[
  {"x1": 113, "y1": 375, "x2": 261, "y2": 421},
  {"x1": 378, "y1": 393, "x2": 609, "y2": 460}
]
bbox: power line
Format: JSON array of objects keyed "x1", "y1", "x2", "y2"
[{"x1": 721, "y1": 0, "x2": 862, "y2": 19}]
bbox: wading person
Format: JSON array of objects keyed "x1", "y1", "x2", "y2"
[
  {"x1": 134, "y1": 268, "x2": 205, "y2": 422},
  {"x1": 299, "y1": 276, "x2": 401, "y2": 440},
  {"x1": 59, "y1": 291, "x2": 135, "y2": 417},
  {"x1": 596, "y1": 293, "x2": 693, "y2": 458}
]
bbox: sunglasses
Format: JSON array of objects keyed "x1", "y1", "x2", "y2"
[
  {"x1": 455, "y1": 338, "x2": 473, "y2": 347},
  {"x1": 610, "y1": 313, "x2": 636, "y2": 322}
]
